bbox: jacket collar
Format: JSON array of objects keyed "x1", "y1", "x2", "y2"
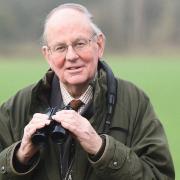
[{"x1": 30, "y1": 69, "x2": 55, "y2": 115}]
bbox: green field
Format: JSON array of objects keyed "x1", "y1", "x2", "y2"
[{"x1": 0, "y1": 55, "x2": 180, "y2": 179}]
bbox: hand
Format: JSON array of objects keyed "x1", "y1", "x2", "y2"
[
  {"x1": 16, "y1": 113, "x2": 51, "y2": 164},
  {"x1": 52, "y1": 110, "x2": 102, "y2": 155}
]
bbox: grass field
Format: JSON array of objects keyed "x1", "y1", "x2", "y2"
[{"x1": 0, "y1": 55, "x2": 180, "y2": 179}]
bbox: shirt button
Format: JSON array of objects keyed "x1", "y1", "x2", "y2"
[{"x1": 113, "y1": 161, "x2": 118, "y2": 166}]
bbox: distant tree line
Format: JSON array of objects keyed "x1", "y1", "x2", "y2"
[{"x1": 0, "y1": 0, "x2": 180, "y2": 55}]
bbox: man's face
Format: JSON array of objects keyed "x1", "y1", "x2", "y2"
[{"x1": 42, "y1": 9, "x2": 105, "y2": 89}]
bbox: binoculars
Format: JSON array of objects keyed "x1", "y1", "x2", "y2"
[{"x1": 31, "y1": 106, "x2": 72, "y2": 146}]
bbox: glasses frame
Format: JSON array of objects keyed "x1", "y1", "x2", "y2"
[{"x1": 46, "y1": 33, "x2": 97, "y2": 57}]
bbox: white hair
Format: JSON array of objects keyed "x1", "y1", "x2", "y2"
[{"x1": 42, "y1": 3, "x2": 104, "y2": 45}]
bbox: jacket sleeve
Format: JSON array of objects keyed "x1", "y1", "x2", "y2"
[
  {"x1": 89, "y1": 98, "x2": 175, "y2": 179},
  {"x1": 0, "y1": 141, "x2": 40, "y2": 180},
  {"x1": 0, "y1": 98, "x2": 39, "y2": 180}
]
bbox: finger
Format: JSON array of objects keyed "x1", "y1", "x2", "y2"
[
  {"x1": 24, "y1": 120, "x2": 51, "y2": 140},
  {"x1": 59, "y1": 120, "x2": 80, "y2": 137},
  {"x1": 24, "y1": 125, "x2": 37, "y2": 140},
  {"x1": 30, "y1": 117, "x2": 51, "y2": 126},
  {"x1": 54, "y1": 110, "x2": 75, "y2": 116},
  {"x1": 58, "y1": 115, "x2": 86, "y2": 133},
  {"x1": 33, "y1": 113, "x2": 49, "y2": 120},
  {"x1": 52, "y1": 110, "x2": 77, "y2": 121}
]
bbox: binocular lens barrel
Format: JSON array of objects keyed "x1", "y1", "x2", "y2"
[
  {"x1": 50, "y1": 123, "x2": 67, "y2": 144},
  {"x1": 31, "y1": 130, "x2": 48, "y2": 146}
]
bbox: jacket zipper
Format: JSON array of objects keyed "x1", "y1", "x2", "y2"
[{"x1": 64, "y1": 157, "x2": 74, "y2": 180}]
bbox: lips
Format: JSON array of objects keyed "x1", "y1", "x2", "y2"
[
  {"x1": 68, "y1": 67, "x2": 80, "y2": 70},
  {"x1": 66, "y1": 65, "x2": 84, "y2": 73}
]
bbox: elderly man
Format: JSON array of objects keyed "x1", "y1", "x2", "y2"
[{"x1": 0, "y1": 3, "x2": 175, "y2": 180}]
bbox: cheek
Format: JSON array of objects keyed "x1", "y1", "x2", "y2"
[
  {"x1": 82, "y1": 52, "x2": 99, "y2": 73},
  {"x1": 83, "y1": 48, "x2": 99, "y2": 65},
  {"x1": 85, "y1": 59, "x2": 98, "y2": 78},
  {"x1": 49, "y1": 57, "x2": 64, "y2": 70}
]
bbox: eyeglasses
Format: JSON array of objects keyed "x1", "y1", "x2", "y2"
[{"x1": 47, "y1": 34, "x2": 97, "y2": 57}]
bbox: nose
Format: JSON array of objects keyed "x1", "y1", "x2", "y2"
[{"x1": 65, "y1": 45, "x2": 79, "y2": 61}]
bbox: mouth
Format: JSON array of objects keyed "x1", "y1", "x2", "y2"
[
  {"x1": 66, "y1": 66, "x2": 84, "y2": 73},
  {"x1": 68, "y1": 67, "x2": 80, "y2": 70}
]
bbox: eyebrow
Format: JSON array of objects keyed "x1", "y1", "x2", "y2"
[
  {"x1": 53, "y1": 36, "x2": 89, "y2": 47},
  {"x1": 54, "y1": 42, "x2": 67, "y2": 46}
]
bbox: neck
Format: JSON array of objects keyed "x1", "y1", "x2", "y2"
[{"x1": 64, "y1": 83, "x2": 89, "y2": 99}]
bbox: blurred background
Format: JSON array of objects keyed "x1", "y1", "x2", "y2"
[
  {"x1": 0, "y1": 0, "x2": 180, "y2": 178},
  {"x1": 0, "y1": 0, "x2": 180, "y2": 56}
]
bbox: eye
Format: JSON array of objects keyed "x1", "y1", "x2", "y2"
[
  {"x1": 74, "y1": 40, "x2": 87, "y2": 49},
  {"x1": 55, "y1": 45, "x2": 66, "y2": 52}
]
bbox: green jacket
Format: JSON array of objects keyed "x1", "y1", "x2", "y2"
[{"x1": 0, "y1": 67, "x2": 175, "y2": 180}]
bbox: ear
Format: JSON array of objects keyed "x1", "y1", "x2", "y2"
[
  {"x1": 41, "y1": 46, "x2": 52, "y2": 66},
  {"x1": 97, "y1": 33, "x2": 105, "y2": 58},
  {"x1": 42, "y1": 46, "x2": 49, "y2": 61}
]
